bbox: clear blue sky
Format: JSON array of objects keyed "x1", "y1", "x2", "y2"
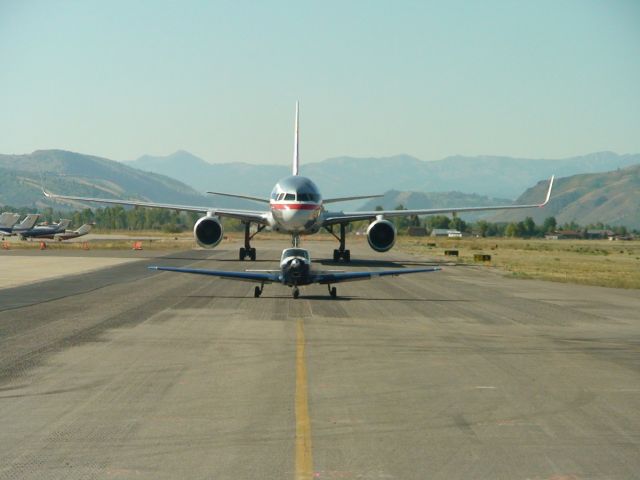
[{"x1": 1, "y1": 0, "x2": 639, "y2": 164}]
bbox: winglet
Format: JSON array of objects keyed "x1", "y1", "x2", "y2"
[
  {"x1": 539, "y1": 175, "x2": 554, "y2": 207},
  {"x1": 292, "y1": 101, "x2": 299, "y2": 176}
]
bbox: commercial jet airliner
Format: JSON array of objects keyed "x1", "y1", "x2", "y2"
[{"x1": 45, "y1": 103, "x2": 554, "y2": 262}]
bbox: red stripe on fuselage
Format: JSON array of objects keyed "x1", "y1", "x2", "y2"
[{"x1": 271, "y1": 203, "x2": 320, "y2": 211}]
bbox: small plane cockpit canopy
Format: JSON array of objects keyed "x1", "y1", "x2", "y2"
[{"x1": 281, "y1": 248, "x2": 310, "y2": 261}]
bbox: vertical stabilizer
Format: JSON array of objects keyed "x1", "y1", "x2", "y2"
[
  {"x1": 292, "y1": 102, "x2": 299, "y2": 175},
  {"x1": 0, "y1": 213, "x2": 20, "y2": 228},
  {"x1": 58, "y1": 219, "x2": 71, "y2": 230},
  {"x1": 16, "y1": 214, "x2": 40, "y2": 230}
]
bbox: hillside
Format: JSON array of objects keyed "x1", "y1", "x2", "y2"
[
  {"x1": 358, "y1": 190, "x2": 512, "y2": 221},
  {"x1": 490, "y1": 165, "x2": 640, "y2": 228},
  {"x1": 126, "y1": 151, "x2": 640, "y2": 200},
  {"x1": 0, "y1": 150, "x2": 259, "y2": 210}
]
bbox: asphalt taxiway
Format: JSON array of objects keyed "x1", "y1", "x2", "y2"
[{"x1": 1, "y1": 241, "x2": 639, "y2": 479}]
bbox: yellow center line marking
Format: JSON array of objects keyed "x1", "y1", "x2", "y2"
[{"x1": 295, "y1": 319, "x2": 313, "y2": 480}]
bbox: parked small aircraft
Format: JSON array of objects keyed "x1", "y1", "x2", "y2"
[
  {"x1": 0, "y1": 214, "x2": 40, "y2": 237},
  {"x1": 45, "y1": 104, "x2": 554, "y2": 262},
  {"x1": 149, "y1": 247, "x2": 440, "y2": 299},
  {"x1": 34, "y1": 223, "x2": 94, "y2": 241},
  {"x1": 19, "y1": 219, "x2": 71, "y2": 240}
]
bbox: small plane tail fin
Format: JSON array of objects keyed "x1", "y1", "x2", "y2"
[
  {"x1": 292, "y1": 101, "x2": 299, "y2": 176},
  {"x1": 75, "y1": 223, "x2": 93, "y2": 235},
  {"x1": 58, "y1": 219, "x2": 72, "y2": 229},
  {"x1": 16, "y1": 214, "x2": 40, "y2": 230},
  {"x1": 0, "y1": 212, "x2": 20, "y2": 228}
]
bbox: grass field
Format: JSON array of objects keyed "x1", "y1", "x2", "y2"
[{"x1": 398, "y1": 236, "x2": 640, "y2": 289}]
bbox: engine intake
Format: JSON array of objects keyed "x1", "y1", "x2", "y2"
[
  {"x1": 193, "y1": 216, "x2": 223, "y2": 248},
  {"x1": 366, "y1": 219, "x2": 396, "y2": 252}
]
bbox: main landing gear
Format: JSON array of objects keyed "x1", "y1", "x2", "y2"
[
  {"x1": 239, "y1": 222, "x2": 265, "y2": 261},
  {"x1": 326, "y1": 223, "x2": 350, "y2": 262},
  {"x1": 254, "y1": 285, "x2": 264, "y2": 298},
  {"x1": 328, "y1": 285, "x2": 337, "y2": 298}
]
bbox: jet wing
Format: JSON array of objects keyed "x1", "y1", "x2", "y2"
[
  {"x1": 43, "y1": 189, "x2": 270, "y2": 225},
  {"x1": 148, "y1": 266, "x2": 280, "y2": 283},
  {"x1": 322, "y1": 176, "x2": 554, "y2": 226},
  {"x1": 311, "y1": 266, "x2": 441, "y2": 284}
]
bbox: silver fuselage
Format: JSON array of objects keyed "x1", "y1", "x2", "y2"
[{"x1": 268, "y1": 175, "x2": 324, "y2": 234}]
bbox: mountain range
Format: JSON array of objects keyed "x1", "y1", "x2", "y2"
[
  {"x1": 126, "y1": 150, "x2": 640, "y2": 199},
  {"x1": 2, "y1": 149, "x2": 639, "y2": 229},
  {"x1": 0, "y1": 150, "x2": 259, "y2": 210},
  {"x1": 490, "y1": 164, "x2": 640, "y2": 228}
]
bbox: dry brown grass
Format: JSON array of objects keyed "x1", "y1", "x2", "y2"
[{"x1": 398, "y1": 236, "x2": 640, "y2": 289}]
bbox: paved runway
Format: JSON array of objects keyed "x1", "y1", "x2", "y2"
[{"x1": 1, "y1": 240, "x2": 639, "y2": 479}]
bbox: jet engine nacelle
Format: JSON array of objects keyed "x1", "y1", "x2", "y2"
[
  {"x1": 366, "y1": 218, "x2": 396, "y2": 252},
  {"x1": 193, "y1": 216, "x2": 224, "y2": 249}
]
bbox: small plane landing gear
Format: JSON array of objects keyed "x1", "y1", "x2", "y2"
[
  {"x1": 254, "y1": 285, "x2": 263, "y2": 298},
  {"x1": 292, "y1": 287, "x2": 300, "y2": 299},
  {"x1": 239, "y1": 222, "x2": 264, "y2": 261},
  {"x1": 328, "y1": 285, "x2": 337, "y2": 298},
  {"x1": 327, "y1": 223, "x2": 350, "y2": 262}
]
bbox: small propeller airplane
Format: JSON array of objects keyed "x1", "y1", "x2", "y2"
[
  {"x1": 0, "y1": 214, "x2": 40, "y2": 238},
  {"x1": 149, "y1": 247, "x2": 441, "y2": 299}
]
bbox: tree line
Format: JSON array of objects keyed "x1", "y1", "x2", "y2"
[{"x1": 1, "y1": 204, "x2": 635, "y2": 237}]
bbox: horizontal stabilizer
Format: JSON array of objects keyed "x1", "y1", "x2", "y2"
[
  {"x1": 323, "y1": 194, "x2": 384, "y2": 204},
  {"x1": 206, "y1": 192, "x2": 270, "y2": 204}
]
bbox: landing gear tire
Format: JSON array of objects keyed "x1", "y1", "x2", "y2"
[
  {"x1": 329, "y1": 286, "x2": 337, "y2": 298},
  {"x1": 254, "y1": 286, "x2": 262, "y2": 298},
  {"x1": 239, "y1": 247, "x2": 257, "y2": 261},
  {"x1": 333, "y1": 249, "x2": 351, "y2": 262},
  {"x1": 292, "y1": 287, "x2": 300, "y2": 299}
]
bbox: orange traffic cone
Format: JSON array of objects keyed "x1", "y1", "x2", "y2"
[
  {"x1": 39, "y1": 241, "x2": 47, "y2": 250},
  {"x1": 81, "y1": 242, "x2": 90, "y2": 250},
  {"x1": 2, "y1": 241, "x2": 9, "y2": 250},
  {"x1": 132, "y1": 241, "x2": 143, "y2": 250}
]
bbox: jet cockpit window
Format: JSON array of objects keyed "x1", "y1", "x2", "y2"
[
  {"x1": 284, "y1": 193, "x2": 296, "y2": 201},
  {"x1": 296, "y1": 193, "x2": 320, "y2": 202},
  {"x1": 277, "y1": 193, "x2": 285, "y2": 201}
]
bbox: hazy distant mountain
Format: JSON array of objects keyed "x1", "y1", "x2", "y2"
[
  {"x1": 491, "y1": 165, "x2": 640, "y2": 228},
  {"x1": 126, "y1": 151, "x2": 640, "y2": 200},
  {"x1": 125, "y1": 151, "x2": 289, "y2": 197},
  {"x1": 0, "y1": 150, "x2": 260, "y2": 210},
  {"x1": 358, "y1": 190, "x2": 512, "y2": 221}
]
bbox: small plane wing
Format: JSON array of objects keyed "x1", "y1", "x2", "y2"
[
  {"x1": 43, "y1": 189, "x2": 270, "y2": 225},
  {"x1": 323, "y1": 176, "x2": 554, "y2": 226},
  {"x1": 148, "y1": 266, "x2": 280, "y2": 283},
  {"x1": 312, "y1": 266, "x2": 441, "y2": 284}
]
